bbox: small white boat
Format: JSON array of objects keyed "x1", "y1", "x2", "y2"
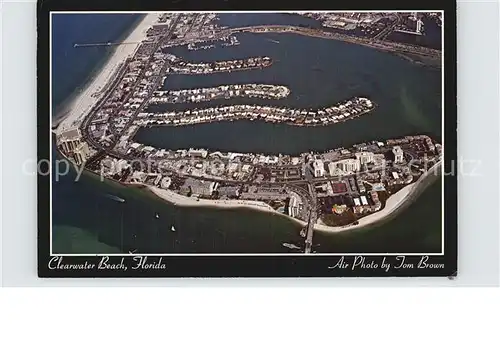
[
  {"x1": 171, "y1": 225, "x2": 176, "y2": 232},
  {"x1": 105, "y1": 194, "x2": 125, "y2": 203},
  {"x1": 155, "y1": 213, "x2": 160, "y2": 219}
]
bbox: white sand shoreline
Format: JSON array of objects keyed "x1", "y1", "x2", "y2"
[
  {"x1": 145, "y1": 185, "x2": 308, "y2": 228},
  {"x1": 55, "y1": 14, "x2": 160, "y2": 134},
  {"x1": 313, "y1": 161, "x2": 442, "y2": 233},
  {"x1": 144, "y1": 161, "x2": 441, "y2": 234}
]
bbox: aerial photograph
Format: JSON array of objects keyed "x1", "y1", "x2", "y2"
[{"x1": 51, "y1": 11, "x2": 444, "y2": 255}]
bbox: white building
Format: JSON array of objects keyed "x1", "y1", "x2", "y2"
[
  {"x1": 188, "y1": 148, "x2": 208, "y2": 158},
  {"x1": 360, "y1": 196, "x2": 368, "y2": 206},
  {"x1": 73, "y1": 142, "x2": 91, "y2": 165},
  {"x1": 313, "y1": 159, "x2": 325, "y2": 177},
  {"x1": 329, "y1": 159, "x2": 361, "y2": 175},
  {"x1": 58, "y1": 128, "x2": 82, "y2": 154},
  {"x1": 416, "y1": 19, "x2": 423, "y2": 34},
  {"x1": 355, "y1": 151, "x2": 375, "y2": 165},
  {"x1": 392, "y1": 146, "x2": 404, "y2": 163}
]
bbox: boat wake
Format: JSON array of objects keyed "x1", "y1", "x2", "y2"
[{"x1": 105, "y1": 194, "x2": 125, "y2": 203}]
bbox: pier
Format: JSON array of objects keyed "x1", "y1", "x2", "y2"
[{"x1": 73, "y1": 41, "x2": 140, "y2": 48}]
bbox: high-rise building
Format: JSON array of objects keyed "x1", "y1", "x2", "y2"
[
  {"x1": 355, "y1": 151, "x2": 375, "y2": 165},
  {"x1": 329, "y1": 159, "x2": 360, "y2": 175},
  {"x1": 313, "y1": 159, "x2": 325, "y2": 177},
  {"x1": 416, "y1": 19, "x2": 423, "y2": 34},
  {"x1": 392, "y1": 146, "x2": 404, "y2": 163},
  {"x1": 58, "y1": 127, "x2": 82, "y2": 155},
  {"x1": 73, "y1": 142, "x2": 91, "y2": 166}
]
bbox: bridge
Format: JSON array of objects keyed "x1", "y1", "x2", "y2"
[{"x1": 304, "y1": 182, "x2": 318, "y2": 254}]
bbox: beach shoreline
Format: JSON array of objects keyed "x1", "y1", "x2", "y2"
[
  {"x1": 55, "y1": 13, "x2": 160, "y2": 134},
  {"x1": 56, "y1": 133, "x2": 441, "y2": 237},
  {"x1": 142, "y1": 161, "x2": 442, "y2": 234},
  {"x1": 144, "y1": 185, "x2": 308, "y2": 228}
]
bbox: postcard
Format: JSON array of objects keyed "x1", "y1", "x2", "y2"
[{"x1": 37, "y1": 0, "x2": 457, "y2": 277}]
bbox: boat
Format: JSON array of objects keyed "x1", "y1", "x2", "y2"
[
  {"x1": 155, "y1": 213, "x2": 160, "y2": 219},
  {"x1": 282, "y1": 242, "x2": 301, "y2": 250},
  {"x1": 105, "y1": 194, "x2": 125, "y2": 203},
  {"x1": 171, "y1": 225, "x2": 176, "y2": 232}
]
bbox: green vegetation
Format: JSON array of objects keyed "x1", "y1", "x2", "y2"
[{"x1": 320, "y1": 210, "x2": 357, "y2": 227}]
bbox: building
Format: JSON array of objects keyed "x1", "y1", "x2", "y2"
[
  {"x1": 313, "y1": 159, "x2": 325, "y2": 177},
  {"x1": 329, "y1": 159, "x2": 361, "y2": 175},
  {"x1": 360, "y1": 196, "x2": 368, "y2": 206},
  {"x1": 370, "y1": 191, "x2": 382, "y2": 211},
  {"x1": 392, "y1": 146, "x2": 404, "y2": 163},
  {"x1": 416, "y1": 19, "x2": 423, "y2": 34},
  {"x1": 160, "y1": 177, "x2": 172, "y2": 189},
  {"x1": 73, "y1": 142, "x2": 91, "y2": 165},
  {"x1": 181, "y1": 178, "x2": 217, "y2": 197},
  {"x1": 217, "y1": 186, "x2": 240, "y2": 198},
  {"x1": 188, "y1": 148, "x2": 208, "y2": 158},
  {"x1": 58, "y1": 128, "x2": 82, "y2": 154},
  {"x1": 357, "y1": 178, "x2": 366, "y2": 193},
  {"x1": 288, "y1": 192, "x2": 301, "y2": 218},
  {"x1": 355, "y1": 151, "x2": 375, "y2": 165}
]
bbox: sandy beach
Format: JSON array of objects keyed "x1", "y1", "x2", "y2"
[
  {"x1": 55, "y1": 13, "x2": 160, "y2": 134},
  {"x1": 145, "y1": 161, "x2": 442, "y2": 234},
  {"x1": 314, "y1": 161, "x2": 442, "y2": 233},
  {"x1": 146, "y1": 185, "x2": 308, "y2": 227}
]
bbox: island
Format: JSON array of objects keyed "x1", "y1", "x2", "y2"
[{"x1": 54, "y1": 12, "x2": 443, "y2": 254}]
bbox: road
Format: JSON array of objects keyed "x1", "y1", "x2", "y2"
[
  {"x1": 373, "y1": 14, "x2": 401, "y2": 40},
  {"x1": 304, "y1": 182, "x2": 318, "y2": 254},
  {"x1": 82, "y1": 14, "x2": 182, "y2": 153}
]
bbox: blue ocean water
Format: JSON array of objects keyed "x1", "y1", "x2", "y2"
[{"x1": 51, "y1": 13, "x2": 142, "y2": 116}]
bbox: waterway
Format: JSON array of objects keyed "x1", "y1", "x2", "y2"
[{"x1": 51, "y1": 13, "x2": 443, "y2": 254}]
